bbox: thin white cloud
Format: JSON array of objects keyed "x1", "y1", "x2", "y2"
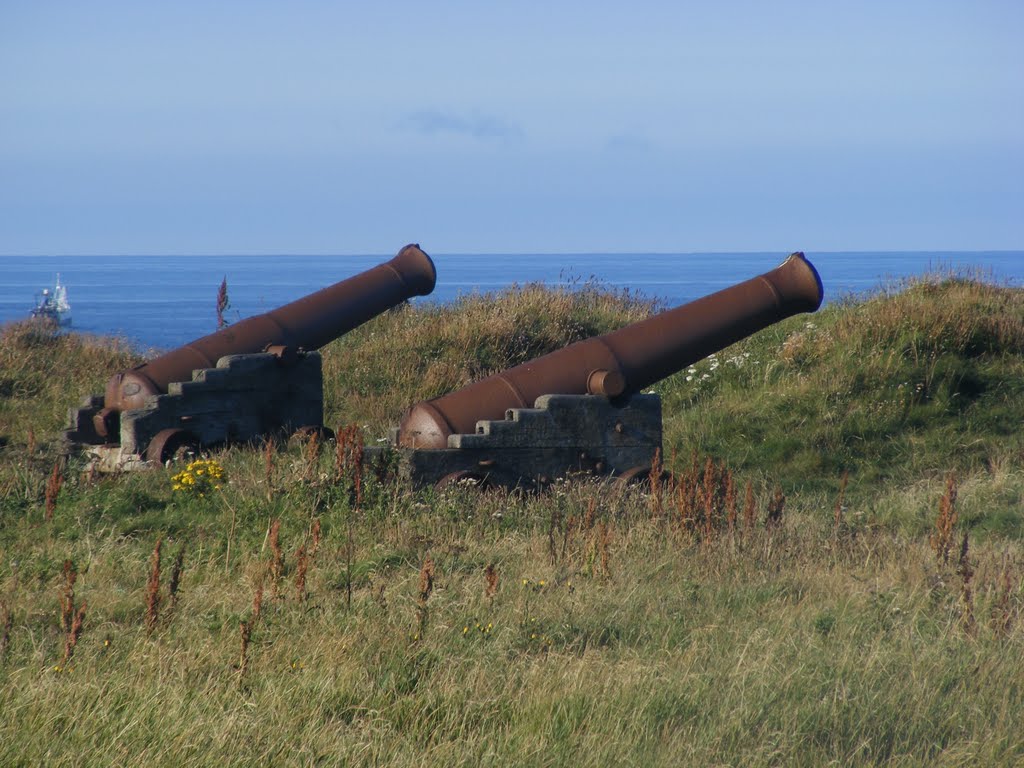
[
  {"x1": 606, "y1": 133, "x2": 654, "y2": 153},
  {"x1": 400, "y1": 109, "x2": 522, "y2": 141}
]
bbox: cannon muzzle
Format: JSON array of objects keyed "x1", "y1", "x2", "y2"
[
  {"x1": 100, "y1": 244, "x2": 436, "y2": 427},
  {"x1": 398, "y1": 252, "x2": 822, "y2": 449}
]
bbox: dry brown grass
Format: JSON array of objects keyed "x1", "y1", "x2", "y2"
[
  {"x1": 930, "y1": 473, "x2": 959, "y2": 564},
  {"x1": 300, "y1": 430, "x2": 322, "y2": 484},
  {"x1": 309, "y1": 517, "x2": 322, "y2": 559},
  {"x1": 766, "y1": 485, "x2": 786, "y2": 528},
  {"x1": 263, "y1": 437, "x2": 275, "y2": 501},
  {"x1": 418, "y1": 555, "x2": 435, "y2": 604},
  {"x1": 59, "y1": 559, "x2": 77, "y2": 633},
  {"x1": 484, "y1": 563, "x2": 499, "y2": 604},
  {"x1": 294, "y1": 545, "x2": 308, "y2": 602},
  {"x1": 43, "y1": 461, "x2": 62, "y2": 521},
  {"x1": 60, "y1": 602, "x2": 86, "y2": 668},
  {"x1": 957, "y1": 532, "x2": 976, "y2": 635},
  {"x1": 251, "y1": 580, "x2": 264, "y2": 625},
  {"x1": 0, "y1": 601, "x2": 12, "y2": 661}
]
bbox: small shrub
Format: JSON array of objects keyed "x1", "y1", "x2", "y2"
[
  {"x1": 813, "y1": 611, "x2": 837, "y2": 636},
  {"x1": 171, "y1": 459, "x2": 226, "y2": 498}
]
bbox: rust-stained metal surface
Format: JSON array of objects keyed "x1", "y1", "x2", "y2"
[
  {"x1": 97, "y1": 244, "x2": 436, "y2": 435},
  {"x1": 397, "y1": 252, "x2": 823, "y2": 450}
]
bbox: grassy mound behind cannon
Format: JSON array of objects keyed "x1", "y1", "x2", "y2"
[
  {"x1": 319, "y1": 274, "x2": 1024, "y2": 524},
  {"x1": 1, "y1": 274, "x2": 1023, "y2": 765}
]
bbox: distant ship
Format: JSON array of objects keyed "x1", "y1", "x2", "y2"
[{"x1": 31, "y1": 274, "x2": 72, "y2": 327}]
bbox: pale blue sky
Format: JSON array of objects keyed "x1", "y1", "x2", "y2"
[{"x1": 2, "y1": 1, "x2": 1021, "y2": 254}]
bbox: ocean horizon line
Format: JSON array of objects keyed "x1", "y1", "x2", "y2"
[{"x1": 3, "y1": 248, "x2": 1022, "y2": 259}]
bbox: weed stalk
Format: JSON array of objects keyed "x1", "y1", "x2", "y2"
[
  {"x1": 60, "y1": 603, "x2": 86, "y2": 668},
  {"x1": 930, "y1": 473, "x2": 959, "y2": 564},
  {"x1": 145, "y1": 537, "x2": 163, "y2": 635},
  {"x1": 416, "y1": 555, "x2": 435, "y2": 639},
  {"x1": 59, "y1": 559, "x2": 76, "y2": 633},
  {"x1": 44, "y1": 462, "x2": 63, "y2": 521}
]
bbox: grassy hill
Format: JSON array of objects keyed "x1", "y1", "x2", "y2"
[{"x1": 0, "y1": 276, "x2": 1022, "y2": 766}]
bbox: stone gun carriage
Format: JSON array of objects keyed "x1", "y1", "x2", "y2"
[{"x1": 65, "y1": 245, "x2": 436, "y2": 470}]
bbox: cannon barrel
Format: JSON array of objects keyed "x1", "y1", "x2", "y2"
[
  {"x1": 398, "y1": 252, "x2": 823, "y2": 449},
  {"x1": 101, "y1": 244, "x2": 436, "y2": 423}
]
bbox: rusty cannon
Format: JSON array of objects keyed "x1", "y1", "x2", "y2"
[
  {"x1": 66, "y1": 244, "x2": 436, "y2": 470},
  {"x1": 385, "y1": 252, "x2": 823, "y2": 489}
]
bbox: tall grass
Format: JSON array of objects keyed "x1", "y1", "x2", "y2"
[
  {"x1": 0, "y1": 464, "x2": 1021, "y2": 765},
  {"x1": 1, "y1": 275, "x2": 1022, "y2": 765},
  {"x1": 657, "y1": 275, "x2": 1024, "y2": 509},
  {"x1": 321, "y1": 281, "x2": 654, "y2": 430}
]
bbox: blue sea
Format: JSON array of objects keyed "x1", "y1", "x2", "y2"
[{"x1": 1, "y1": 251, "x2": 1020, "y2": 352}]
